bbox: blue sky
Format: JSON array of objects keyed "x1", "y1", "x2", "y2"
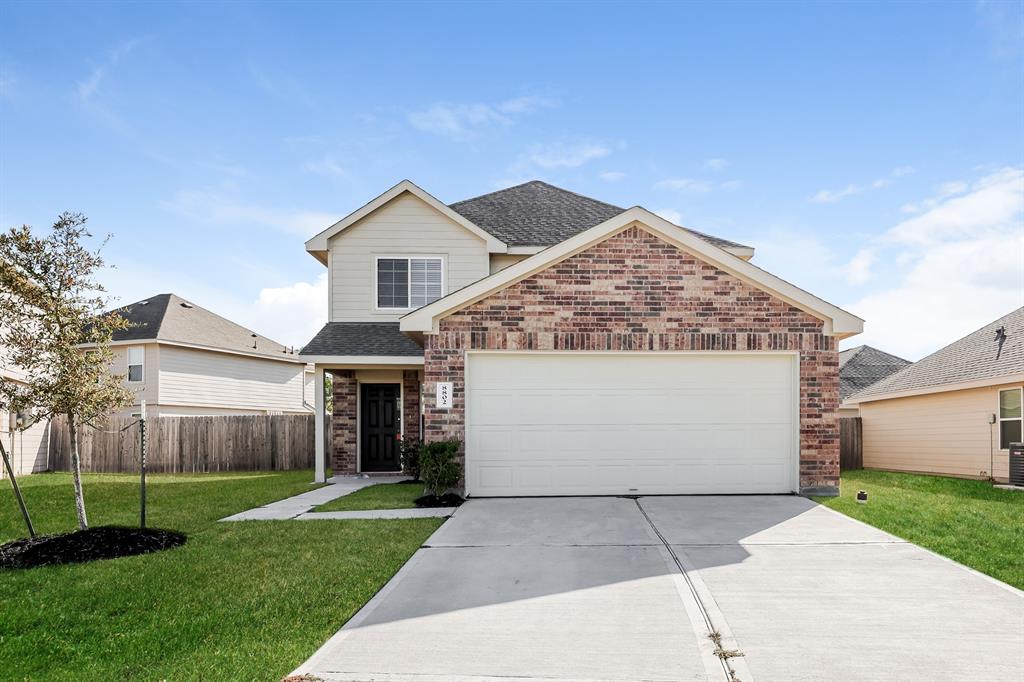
[{"x1": 1, "y1": 1, "x2": 1022, "y2": 359}]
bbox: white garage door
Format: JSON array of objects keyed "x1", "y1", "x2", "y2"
[{"x1": 465, "y1": 353, "x2": 797, "y2": 496}]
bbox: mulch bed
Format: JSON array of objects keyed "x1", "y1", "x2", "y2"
[
  {"x1": 0, "y1": 526, "x2": 187, "y2": 569},
  {"x1": 414, "y1": 493, "x2": 464, "y2": 508},
  {"x1": 397, "y1": 479, "x2": 422, "y2": 485}
]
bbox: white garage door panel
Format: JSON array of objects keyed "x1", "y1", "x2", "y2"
[{"x1": 466, "y1": 354, "x2": 797, "y2": 496}]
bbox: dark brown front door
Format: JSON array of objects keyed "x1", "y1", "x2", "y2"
[{"x1": 361, "y1": 383, "x2": 401, "y2": 472}]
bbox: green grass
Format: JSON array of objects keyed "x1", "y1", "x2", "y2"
[
  {"x1": 0, "y1": 470, "x2": 443, "y2": 680},
  {"x1": 315, "y1": 482, "x2": 424, "y2": 512},
  {"x1": 815, "y1": 470, "x2": 1024, "y2": 589}
]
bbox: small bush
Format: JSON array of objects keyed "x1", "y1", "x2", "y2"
[
  {"x1": 420, "y1": 439, "x2": 462, "y2": 497},
  {"x1": 400, "y1": 437, "x2": 423, "y2": 480}
]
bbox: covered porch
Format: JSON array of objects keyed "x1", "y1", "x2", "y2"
[{"x1": 300, "y1": 322, "x2": 425, "y2": 483}]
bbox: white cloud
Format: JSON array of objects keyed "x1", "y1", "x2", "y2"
[
  {"x1": 809, "y1": 166, "x2": 915, "y2": 204},
  {"x1": 599, "y1": 171, "x2": 626, "y2": 182},
  {"x1": 846, "y1": 167, "x2": 1024, "y2": 359},
  {"x1": 654, "y1": 209, "x2": 683, "y2": 225},
  {"x1": 303, "y1": 156, "x2": 347, "y2": 179},
  {"x1": 654, "y1": 178, "x2": 713, "y2": 193},
  {"x1": 408, "y1": 95, "x2": 556, "y2": 139},
  {"x1": 524, "y1": 141, "x2": 611, "y2": 169},
  {"x1": 77, "y1": 38, "x2": 142, "y2": 101},
  {"x1": 841, "y1": 248, "x2": 875, "y2": 284},
  {"x1": 250, "y1": 273, "x2": 328, "y2": 348},
  {"x1": 704, "y1": 158, "x2": 730, "y2": 171},
  {"x1": 160, "y1": 189, "x2": 336, "y2": 237}
]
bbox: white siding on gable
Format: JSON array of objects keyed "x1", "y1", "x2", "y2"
[
  {"x1": 489, "y1": 253, "x2": 530, "y2": 274},
  {"x1": 158, "y1": 345, "x2": 309, "y2": 413},
  {"x1": 329, "y1": 192, "x2": 489, "y2": 321}
]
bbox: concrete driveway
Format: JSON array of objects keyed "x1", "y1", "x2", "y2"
[{"x1": 293, "y1": 496, "x2": 1024, "y2": 682}]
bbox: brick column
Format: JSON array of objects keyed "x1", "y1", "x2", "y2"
[
  {"x1": 402, "y1": 369, "x2": 421, "y2": 443},
  {"x1": 330, "y1": 370, "x2": 358, "y2": 474}
]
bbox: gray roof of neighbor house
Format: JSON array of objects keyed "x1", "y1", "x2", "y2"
[
  {"x1": 300, "y1": 322, "x2": 423, "y2": 357},
  {"x1": 838, "y1": 345, "x2": 911, "y2": 401},
  {"x1": 848, "y1": 306, "x2": 1024, "y2": 401},
  {"x1": 109, "y1": 293, "x2": 301, "y2": 362},
  {"x1": 449, "y1": 180, "x2": 750, "y2": 250}
]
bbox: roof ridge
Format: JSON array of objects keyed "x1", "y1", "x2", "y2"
[{"x1": 450, "y1": 179, "x2": 625, "y2": 213}]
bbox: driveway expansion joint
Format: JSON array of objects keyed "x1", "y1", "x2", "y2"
[{"x1": 634, "y1": 498, "x2": 752, "y2": 682}]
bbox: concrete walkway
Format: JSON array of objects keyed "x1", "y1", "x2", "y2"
[
  {"x1": 293, "y1": 495, "x2": 1024, "y2": 682},
  {"x1": 219, "y1": 475, "x2": 408, "y2": 521},
  {"x1": 296, "y1": 507, "x2": 457, "y2": 520}
]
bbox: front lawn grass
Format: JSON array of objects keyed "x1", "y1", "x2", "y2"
[
  {"x1": 0, "y1": 470, "x2": 443, "y2": 680},
  {"x1": 815, "y1": 470, "x2": 1024, "y2": 589},
  {"x1": 315, "y1": 481, "x2": 424, "y2": 512}
]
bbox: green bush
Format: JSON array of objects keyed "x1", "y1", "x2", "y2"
[
  {"x1": 420, "y1": 439, "x2": 462, "y2": 497},
  {"x1": 400, "y1": 437, "x2": 423, "y2": 480}
]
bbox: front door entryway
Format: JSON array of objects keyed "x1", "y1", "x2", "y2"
[{"x1": 361, "y1": 383, "x2": 401, "y2": 471}]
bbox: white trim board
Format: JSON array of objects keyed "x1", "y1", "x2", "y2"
[{"x1": 401, "y1": 208, "x2": 863, "y2": 339}]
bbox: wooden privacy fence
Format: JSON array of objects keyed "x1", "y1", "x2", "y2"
[
  {"x1": 840, "y1": 417, "x2": 863, "y2": 471},
  {"x1": 49, "y1": 414, "x2": 315, "y2": 473}
]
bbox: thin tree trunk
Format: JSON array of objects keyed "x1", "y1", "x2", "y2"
[
  {"x1": 0, "y1": 437, "x2": 35, "y2": 537},
  {"x1": 68, "y1": 413, "x2": 88, "y2": 530}
]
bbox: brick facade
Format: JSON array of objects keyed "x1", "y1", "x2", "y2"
[
  {"x1": 402, "y1": 370, "x2": 421, "y2": 443},
  {"x1": 330, "y1": 370, "x2": 358, "y2": 475},
  {"x1": 423, "y1": 225, "x2": 840, "y2": 495}
]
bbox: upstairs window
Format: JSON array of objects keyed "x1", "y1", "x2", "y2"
[
  {"x1": 127, "y1": 346, "x2": 144, "y2": 382},
  {"x1": 999, "y1": 388, "x2": 1022, "y2": 450},
  {"x1": 376, "y1": 257, "x2": 443, "y2": 309}
]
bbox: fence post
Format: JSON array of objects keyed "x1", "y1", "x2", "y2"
[{"x1": 139, "y1": 401, "x2": 147, "y2": 529}]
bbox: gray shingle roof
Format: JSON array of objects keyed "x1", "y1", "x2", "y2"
[
  {"x1": 449, "y1": 180, "x2": 749, "y2": 250},
  {"x1": 838, "y1": 345, "x2": 911, "y2": 401},
  {"x1": 849, "y1": 307, "x2": 1024, "y2": 401},
  {"x1": 110, "y1": 293, "x2": 300, "y2": 361},
  {"x1": 300, "y1": 322, "x2": 423, "y2": 357}
]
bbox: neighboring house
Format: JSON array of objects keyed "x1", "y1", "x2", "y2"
[
  {"x1": 300, "y1": 180, "x2": 862, "y2": 496},
  {"x1": 97, "y1": 294, "x2": 314, "y2": 417},
  {"x1": 0, "y1": 359, "x2": 50, "y2": 476},
  {"x1": 838, "y1": 345, "x2": 911, "y2": 417},
  {"x1": 844, "y1": 307, "x2": 1024, "y2": 481}
]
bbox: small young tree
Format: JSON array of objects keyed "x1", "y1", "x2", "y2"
[{"x1": 0, "y1": 212, "x2": 132, "y2": 530}]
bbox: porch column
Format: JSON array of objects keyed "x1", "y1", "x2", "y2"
[{"x1": 314, "y1": 365, "x2": 326, "y2": 483}]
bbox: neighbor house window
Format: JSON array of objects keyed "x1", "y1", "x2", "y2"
[
  {"x1": 127, "y1": 346, "x2": 144, "y2": 382},
  {"x1": 998, "y1": 388, "x2": 1022, "y2": 449},
  {"x1": 376, "y1": 257, "x2": 443, "y2": 309}
]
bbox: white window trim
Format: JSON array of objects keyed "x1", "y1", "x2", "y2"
[
  {"x1": 997, "y1": 387, "x2": 1023, "y2": 451},
  {"x1": 373, "y1": 255, "x2": 445, "y2": 312},
  {"x1": 127, "y1": 346, "x2": 145, "y2": 383}
]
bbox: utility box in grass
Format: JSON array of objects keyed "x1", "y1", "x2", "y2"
[{"x1": 1009, "y1": 442, "x2": 1024, "y2": 487}]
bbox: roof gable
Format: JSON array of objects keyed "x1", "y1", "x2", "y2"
[
  {"x1": 401, "y1": 207, "x2": 863, "y2": 338},
  {"x1": 848, "y1": 307, "x2": 1024, "y2": 402},
  {"x1": 838, "y1": 345, "x2": 911, "y2": 400},
  {"x1": 109, "y1": 294, "x2": 302, "y2": 362},
  {"x1": 305, "y1": 180, "x2": 507, "y2": 263}
]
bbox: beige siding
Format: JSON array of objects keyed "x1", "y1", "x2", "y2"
[
  {"x1": 158, "y1": 345, "x2": 309, "y2": 414},
  {"x1": 0, "y1": 414, "x2": 50, "y2": 475},
  {"x1": 860, "y1": 382, "x2": 1021, "y2": 481},
  {"x1": 489, "y1": 253, "x2": 530, "y2": 274},
  {"x1": 110, "y1": 343, "x2": 161, "y2": 410},
  {"x1": 329, "y1": 192, "x2": 489, "y2": 321}
]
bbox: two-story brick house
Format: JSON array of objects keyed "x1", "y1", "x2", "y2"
[{"x1": 300, "y1": 180, "x2": 862, "y2": 496}]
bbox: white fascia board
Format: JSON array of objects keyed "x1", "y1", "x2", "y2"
[
  {"x1": 304, "y1": 180, "x2": 506, "y2": 263},
  {"x1": 298, "y1": 354, "x2": 424, "y2": 366},
  {"x1": 401, "y1": 206, "x2": 864, "y2": 338},
  {"x1": 81, "y1": 339, "x2": 307, "y2": 364},
  {"x1": 846, "y1": 373, "x2": 1024, "y2": 404}
]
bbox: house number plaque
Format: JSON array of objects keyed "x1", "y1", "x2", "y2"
[{"x1": 436, "y1": 382, "x2": 453, "y2": 410}]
